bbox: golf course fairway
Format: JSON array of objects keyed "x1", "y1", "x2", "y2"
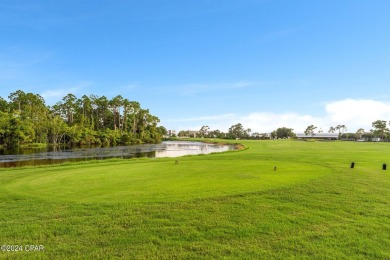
[{"x1": 0, "y1": 140, "x2": 389, "y2": 259}]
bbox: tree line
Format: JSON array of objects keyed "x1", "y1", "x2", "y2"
[
  {"x1": 305, "y1": 121, "x2": 390, "y2": 141},
  {"x1": 178, "y1": 124, "x2": 253, "y2": 140},
  {"x1": 178, "y1": 124, "x2": 296, "y2": 140},
  {"x1": 0, "y1": 90, "x2": 167, "y2": 148},
  {"x1": 177, "y1": 120, "x2": 390, "y2": 141}
]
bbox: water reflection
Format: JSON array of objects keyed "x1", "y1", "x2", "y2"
[
  {"x1": 0, "y1": 141, "x2": 234, "y2": 168},
  {"x1": 155, "y1": 142, "x2": 230, "y2": 158}
]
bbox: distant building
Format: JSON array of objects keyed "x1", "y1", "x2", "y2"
[
  {"x1": 167, "y1": 130, "x2": 176, "y2": 136},
  {"x1": 251, "y1": 133, "x2": 272, "y2": 139},
  {"x1": 296, "y1": 133, "x2": 339, "y2": 140},
  {"x1": 187, "y1": 131, "x2": 199, "y2": 138},
  {"x1": 178, "y1": 130, "x2": 199, "y2": 138}
]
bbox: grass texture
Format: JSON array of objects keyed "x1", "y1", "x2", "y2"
[{"x1": 0, "y1": 140, "x2": 389, "y2": 259}]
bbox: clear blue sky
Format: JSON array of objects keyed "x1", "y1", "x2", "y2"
[{"x1": 1, "y1": 0, "x2": 390, "y2": 133}]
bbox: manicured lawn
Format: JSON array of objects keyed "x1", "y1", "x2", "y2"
[{"x1": 0, "y1": 140, "x2": 389, "y2": 259}]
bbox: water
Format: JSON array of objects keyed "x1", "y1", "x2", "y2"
[{"x1": 0, "y1": 141, "x2": 235, "y2": 168}]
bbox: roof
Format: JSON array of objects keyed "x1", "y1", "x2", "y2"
[{"x1": 296, "y1": 133, "x2": 339, "y2": 138}]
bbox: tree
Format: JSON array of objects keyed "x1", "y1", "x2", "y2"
[
  {"x1": 199, "y1": 125, "x2": 210, "y2": 138},
  {"x1": 328, "y1": 126, "x2": 336, "y2": 133},
  {"x1": 144, "y1": 114, "x2": 161, "y2": 143},
  {"x1": 8, "y1": 90, "x2": 26, "y2": 113},
  {"x1": 24, "y1": 93, "x2": 48, "y2": 143},
  {"x1": 48, "y1": 115, "x2": 67, "y2": 145},
  {"x1": 0, "y1": 97, "x2": 9, "y2": 112},
  {"x1": 77, "y1": 95, "x2": 93, "y2": 128},
  {"x1": 274, "y1": 127, "x2": 296, "y2": 139},
  {"x1": 4, "y1": 112, "x2": 35, "y2": 147},
  {"x1": 66, "y1": 125, "x2": 82, "y2": 145},
  {"x1": 128, "y1": 101, "x2": 141, "y2": 136},
  {"x1": 335, "y1": 125, "x2": 347, "y2": 137},
  {"x1": 109, "y1": 95, "x2": 123, "y2": 131},
  {"x1": 228, "y1": 123, "x2": 251, "y2": 139},
  {"x1": 251, "y1": 132, "x2": 262, "y2": 140},
  {"x1": 62, "y1": 94, "x2": 77, "y2": 124},
  {"x1": 157, "y1": 126, "x2": 168, "y2": 137},
  {"x1": 89, "y1": 94, "x2": 99, "y2": 129},
  {"x1": 209, "y1": 129, "x2": 225, "y2": 139},
  {"x1": 355, "y1": 128, "x2": 365, "y2": 140},
  {"x1": 122, "y1": 98, "x2": 131, "y2": 132},
  {"x1": 1, "y1": 91, "x2": 165, "y2": 146},
  {"x1": 96, "y1": 96, "x2": 110, "y2": 129},
  {"x1": 178, "y1": 130, "x2": 189, "y2": 138},
  {"x1": 0, "y1": 112, "x2": 9, "y2": 144},
  {"x1": 304, "y1": 125, "x2": 317, "y2": 137},
  {"x1": 372, "y1": 120, "x2": 388, "y2": 140}
]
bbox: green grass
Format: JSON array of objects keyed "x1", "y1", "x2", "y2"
[{"x1": 0, "y1": 140, "x2": 389, "y2": 259}]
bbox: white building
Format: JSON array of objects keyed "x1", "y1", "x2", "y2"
[
  {"x1": 296, "y1": 133, "x2": 339, "y2": 140},
  {"x1": 167, "y1": 130, "x2": 176, "y2": 136}
]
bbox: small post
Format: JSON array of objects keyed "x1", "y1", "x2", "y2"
[
  {"x1": 383, "y1": 163, "x2": 387, "y2": 170},
  {"x1": 350, "y1": 162, "x2": 355, "y2": 169}
]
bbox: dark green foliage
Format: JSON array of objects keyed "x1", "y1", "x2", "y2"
[
  {"x1": 0, "y1": 90, "x2": 164, "y2": 147},
  {"x1": 228, "y1": 123, "x2": 251, "y2": 139},
  {"x1": 0, "y1": 97, "x2": 8, "y2": 112},
  {"x1": 304, "y1": 125, "x2": 317, "y2": 137},
  {"x1": 372, "y1": 120, "x2": 389, "y2": 140},
  {"x1": 274, "y1": 127, "x2": 296, "y2": 139}
]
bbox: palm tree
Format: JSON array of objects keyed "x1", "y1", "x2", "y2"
[
  {"x1": 62, "y1": 93, "x2": 77, "y2": 124},
  {"x1": 122, "y1": 98, "x2": 130, "y2": 132},
  {"x1": 109, "y1": 95, "x2": 123, "y2": 131},
  {"x1": 97, "y1": 96, "x2": 109, "y2": 129},
  {"x1": 304, "y1": 125, "x2": 317, "y2": 137},
  {"x1": 328, "y1": 126, "x2": 336, "y2": 133},
  {"x1": 335, "y1": 125, "x2": 347, "y2": 137},
  {"x1": 8, "y1": 90, "x2": 26, "y2": 113},
  {"x1": 129, "y1": 101, "x2": 141, "y2": 136},
  {"x1": 372, "y1": 120, "x2": 388, "y2": 140}
]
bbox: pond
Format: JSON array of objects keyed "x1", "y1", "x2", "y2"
[{"x1": 0, "y1": 141, "x2": 236, "y2": 168}]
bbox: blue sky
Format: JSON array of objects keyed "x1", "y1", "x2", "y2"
[{"x1": 1, "y1": 0, "x2": 390, "y2": 133}]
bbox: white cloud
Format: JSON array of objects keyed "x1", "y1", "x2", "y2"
[
  {"x1": 40, "y1": 82, "x2": 92, "y2": 104},
  {"x1": 324, "y1": 99, "x2": 390, "y2": 131},
  {"x1": 164, "y1": 112, "x2": 320, "y2": 133},
  {"x1": 240, "y1": 112, "x2": 322, "y2": 133},
  {"x1": 162, "y1": 114, "x2": 238, "y2": 132},
  {"x1": 41, "y1": 89, "x2": 70, "y2": 99},
  {"x1": 166, "y1": 99, "x2": 390, "y2": 133}
]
